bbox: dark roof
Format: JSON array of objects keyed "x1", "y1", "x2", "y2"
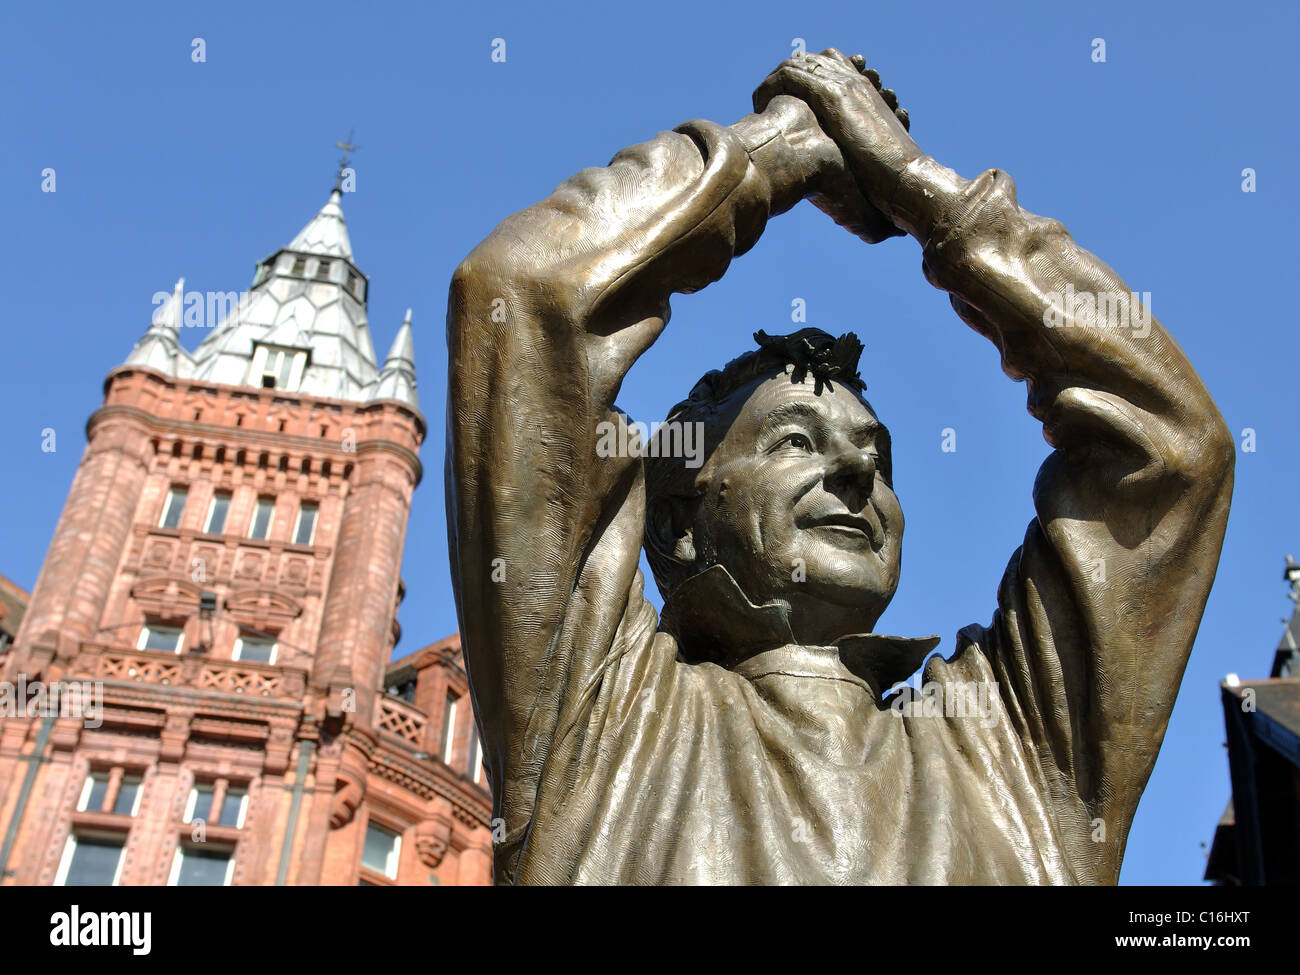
[
  {"x1": 384, "y1": 633, "x2": 463, "y2": 684},
  {"x1": 1204, "y1": 801, "x2": 1237, "y2": 884},
  {"x1": 1209, "y1": 678, "x2": 1300, "y2": 885},
  {"x1": 1228, "y1": 679, "x2": 1300, "y2": 744}
]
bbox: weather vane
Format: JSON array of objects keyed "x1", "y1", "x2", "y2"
[{"x1": 334, "y1": 129, "x2": 358, "y2": 191}]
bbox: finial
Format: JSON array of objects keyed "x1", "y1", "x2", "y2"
[{"x1": 333, "y1": 128, "x2": 359, "y2": 192}]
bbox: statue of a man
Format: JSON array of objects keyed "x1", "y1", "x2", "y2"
[{"x1": 445, "y1": 49, "x2": 1233, "y2": 884}]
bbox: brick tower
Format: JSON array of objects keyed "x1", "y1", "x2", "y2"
[{"x1": 0, "y1": 185, "x2": 493, "y2": 886}]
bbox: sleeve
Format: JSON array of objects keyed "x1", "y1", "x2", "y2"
[
  {"x1": 445, "y1": 114, "x2": 811, "y2": 860},
  {"x1": 919, "y1": 168, "x2": 1234, "y2": 879}
]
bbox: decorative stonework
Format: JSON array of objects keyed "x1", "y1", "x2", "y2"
[
  {"x1": 416, "y1": 814, "x2": 453, "y2": 868},
  {"x1": 224, "y1": 587, "x2": 303, "y2": 631},
  {"x1": 131, "y1": 576, "x2": 202, "y2": 620},
  {"x1": 0, "y1": 184, "x2": 491, "y2": 888}
]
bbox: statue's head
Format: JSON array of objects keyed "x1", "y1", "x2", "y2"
[{"x1": 645, "y1": 329, "x2": 902, "y2": 646}]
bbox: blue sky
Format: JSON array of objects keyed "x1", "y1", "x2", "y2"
[{"x1": 2, "y1": 0, "x2": 1297, "y2": 884}]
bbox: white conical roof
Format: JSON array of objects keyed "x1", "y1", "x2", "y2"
[
  {"x1": 188, "y1": 190, "x2": 379, "y2": 399},
  {"x1": 120, "y1": 185, "x2": 418, "y2": 411},
  {"x1": 287, "y1": 189, "x2": 352, "y2": 258},
  {"x1": 371, "y1": 308, "x2": 418, "y2": 409},
  {"x1": 124, "y1": 278, "x2": 195, "y2": 376}
]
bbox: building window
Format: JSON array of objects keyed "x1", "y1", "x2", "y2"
[
  {"x1": 185, "y1": 783, "x2": 214, "y2": 824},
  {"x1": 138, "y1": 623, "x2": 184, "y2": 654},
  {"x1": 347, "y1": 271, "x2": 360, "y2": 296},
  {"x1": 441, "y1": 693, "x2": 458, "y2": 765},
  {"x1": 291, "y1": 257, "x2": 306, "y2": 275},
  {"x1": 233, "y1": 634, "x2": 276, "y2": 665},
  {"x1": 78, "y1": 772, "x2": 110, "y2": 813},
  {"x1": 293, "y1": 502, "x2": 318, "y2": 545},
  {"x1": 248, "y1": 498, "x2": 274, "y2": 540},
  {"x1": 468, "y1": 723, "x2": 483, "y2": 784},
  {"x1": 159, "y1": 487, "x2": 187, "y2": 529},
  {"x1": 362, "y1": 823, "x2": 400, "y2": 879},
  {"x1": 185, "y1": 780, "x2": 248, "y2": 829},
  {"x1": 169, "y1": 845, "x2": 235, "y2": 886},
  {"x1": 315, "y1": 259, "x2": 332, "y2": 281},
  {"x1": 205, "y1": 491, "x2": 231, "y2": 534},
  {"x1": 219, "y1": 785, "x2": 248, "y2": 828},
  {"x1": 56, "y1": 834, "x2": 125, "y2": 886},
  {"x1": 386, "y1": 678, "x2": 416, "y2": 704},
  {"x1": 112, "y1": 777, "x2": 142, "y2": 816},
  {"x1": 78, "y1": 769, "x2": 143, "y2": 817},
  {"x1": 260, "y1": 348, "x2": 295, "y2": 389}
]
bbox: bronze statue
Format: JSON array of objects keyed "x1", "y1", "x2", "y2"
[{"x1": 445, "y1": 49, "x2": 1233, "y2": 884}]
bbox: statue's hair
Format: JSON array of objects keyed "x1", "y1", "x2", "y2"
[{"x1": 643, "y1": 328, "x2": 867, "y2": 596}]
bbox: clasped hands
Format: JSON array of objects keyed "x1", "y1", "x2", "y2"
[{"x1": 751, "y1": 48, "x2": 929, "y2": 245}]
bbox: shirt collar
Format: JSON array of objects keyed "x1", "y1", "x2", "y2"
[{"x1": 659, "y1": 564, "x2": 941, "y2": 696}]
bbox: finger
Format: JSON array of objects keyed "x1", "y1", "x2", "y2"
[
  {"x1": 819, "y1": 48, "x2": 858, "y2": 72},
  {"x1": 850, "y1": 53, "x2": 866, "y2": 72},
  {"x1": 753, "y1": 60, "x2": 811, "y2": 113},
  {"x1": 895, "y1": 107, "x2": 910, "y2": 132},
  {"x1": 864, "y1": 68, "x2": 882, "y2": 90},
  {"x1": 879, "y1": 87, "x2": 899, "y2": 110}
]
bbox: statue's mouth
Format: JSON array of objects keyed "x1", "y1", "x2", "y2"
[{"x1": 802, "y1": 510, "x2": 880, "y2": 550}]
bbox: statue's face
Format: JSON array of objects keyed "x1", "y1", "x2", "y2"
[{"x1": 692, "y1": 366, "x2": 902, "y2": 643}]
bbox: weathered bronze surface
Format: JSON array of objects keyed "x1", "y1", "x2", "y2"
[{"x1": 445, "y1": 50, "x2": 1234, "y2": 884}]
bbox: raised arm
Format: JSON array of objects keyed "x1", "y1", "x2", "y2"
[
  {"x1": 759, "y1": 51, "x2": 1234, "y2": 875},
  {"x1": 445, "y1": 92, "x2": 891, "y2": 849}
]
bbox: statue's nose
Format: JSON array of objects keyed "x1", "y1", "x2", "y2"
[{"x1": 825, "y1": 443, "x2": 876, "y2": 508}]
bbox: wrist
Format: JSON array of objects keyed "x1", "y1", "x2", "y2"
[
  {"x1": 729, "y1": 95, "x2": 835, "y2": 214},
  {"x1": 884, "y1": 155, "x2": 969, "y2": 243}
]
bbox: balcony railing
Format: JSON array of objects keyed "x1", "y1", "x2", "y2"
[
  {"x1": 83, "y1": 644, "x2": 306, "y2": 701},
  {"x1": 98, "y1": 651, "x2": 183, "y2": 686},
  {"x1": 375, "y1": 694, "x2": 427, "y2": 747}
]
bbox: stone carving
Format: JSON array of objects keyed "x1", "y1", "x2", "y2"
[{"x1": 415, "y1": 814, "x2": 453, "y2": 869}]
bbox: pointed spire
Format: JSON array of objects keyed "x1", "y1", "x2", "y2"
[
  {"x1": 124, "y1": 278, "x2": 194, "y2": 376},
  {"x1": 287, "y1": 189, "x2": 353, "y2": 259},
  {"x1": 153, "y1": 277, "x2": 184, "y2": 329},
  {"x1": 372, "y1": 308, "x2": 418, "y2": 408},
  {"x1": 386, "y1": 308, "x2": 415, "y2": 366}
]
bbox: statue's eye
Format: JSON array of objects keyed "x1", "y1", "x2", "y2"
[{"x1": 774, "y1": 433, "x2": 815, "y2": 453}]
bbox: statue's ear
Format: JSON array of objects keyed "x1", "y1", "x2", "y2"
[{"x1": 647, "y1": 493, "x2": 697, "y2": 571}]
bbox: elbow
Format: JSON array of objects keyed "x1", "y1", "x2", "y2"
[
  {"x1": 451, "y1": 245, "x2": 520, "y2": 308},
  {"x1": 449, "y1": 248, "x2": 531, "y2": 340},
  {"x1": 1202, "y1": 410, "x2": 1236, "y2": 480},
  {"x1": 1166, "y1": 407, "x2": 1234, "y2": 486},
  {"x1": 450, "y1": 242, "x2": 578, "y2": 333}
]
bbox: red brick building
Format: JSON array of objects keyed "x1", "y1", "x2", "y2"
[{"x1": 0, "y1": 187, "x2": 493, "y2": 886}]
